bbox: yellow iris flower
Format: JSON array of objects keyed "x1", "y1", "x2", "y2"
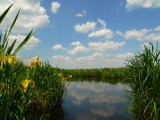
[
  {"x1": 7, "y1": 56, "x2": 12, "y2": 64},
  {"x1": 30, "y1": 55, "x2": 43, "y2": 68},
  {"x1": 21, "y1": 79, "x2": 35, "y2": 92}
]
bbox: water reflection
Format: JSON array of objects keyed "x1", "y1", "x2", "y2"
[{"x1": 63, "y1": 78, "x2": 131, "y2": 120}]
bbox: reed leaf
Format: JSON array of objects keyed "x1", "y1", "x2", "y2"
[
  {"x1": 11, "y1": 30, "x2": 34, "y2": 56},
  {"x1": 2, "y1": 9, "x2": 20, "y2": 50},
  {"x1": 6, "y1": 39, "x2": 17, "y2": 55},
  {"x1": 0, "y1": 4, "x2": 13, "y2": 24}
]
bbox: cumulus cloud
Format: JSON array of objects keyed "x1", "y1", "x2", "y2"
[
  {"x1": 74, "y1": 19, "x2": 114, "y2": 39},
  {"x1": 154, "y1": 26, "x2": 160, "y2": 31},
  {"x1": 77, "y1": 52, "x2": 107, "y2": 62},
  {"x1": 124, "y1": 29, "x2": 149, "y2": 40},
  {"x1": 51, "y1": 55, "x2": 75, "y2": 68},
  {"x1": 70, "y1": 41, "x2": 82, "y2": 46},
  {"x1": 89, "y1": 40, "x2": 125, "y2": 52},
  {"x1": 76, "y1": 52, "x2": 134, "y2": 68},
  {"x1": 75, "y1": 10, "x2": 87, "y2": 17},
  {"x1": 50, "y1": 52, "x2": 134, "y2": 68},
  {"x1": 124, "y1": 28, "x2": 160, "y2": 41},
  {"x1": 115, "y1": 53, "x2": 134, "y2": 59},
  {"x1": 115, "y1": 31, "x2": 123, "y2": 36},
  {"x1": 52, "y1": 44, "x2": 66, "y2": 50},
  {"x1": 9, "y1": 34, "x2": 41, "y2": 50},
  {"x1": 0, "y1": 0, "x2": 50, "y2": 34},
  {"x1": 51, "y1": 1, "x2": 61, "y2": 14},
  {"x1": 68, "y1": 45, "x2": 88, "y2": 55},
  {"x1": 69, "y1": 41, "x2": 88, "y2": 55},
  {"x1": 74, "y1": 21, "x2": 96, "y2": 33},
  {"x1": 88, "y1": 19, "x2": 113, "y2": 39},
  {"x1": 126, "y1": 0, "x2": 160, "y2": 11},
  {"x1": 88, "y1": 29, "x2": 113, "y2": 39},
  {"x1": 52, "y1": 55, "x2": 71, "y2": 62},
  {"x1": 97, "y1": 18, "x2": 107, "y2": 28}
]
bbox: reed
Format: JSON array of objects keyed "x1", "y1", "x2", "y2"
[
  {"x1": 60, "y1": 68, "x2": 126, "y2": 79},
  {"x1": 126, "y1": 43, "x2": 160, "y2": 119}
]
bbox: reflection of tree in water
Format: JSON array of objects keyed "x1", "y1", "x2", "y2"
[
  {"x1": 28, "y1": 105, "x2": 68, "y2": 120},
  {"x1": 68, "y1": 77, "x2": 127, "y2": 85}
]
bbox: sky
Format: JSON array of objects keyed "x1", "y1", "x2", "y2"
[{"x1": 0, "y1": 0, "x2": 160, "y2": 69}]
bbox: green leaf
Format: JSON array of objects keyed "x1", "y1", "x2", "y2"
[
  {"x1": 12, "y1": 30, "x2": 34, "y2": 56},
  {"x1": 0, "y1": 32, "x2": 2, "y2": 44},
  {"x1": 7, "y1": 9, "x2": 20, "y2": 39},
  {"x1": 0, "y1": 4, "x2": 13, "y2": 24},
  {"x1": 4, "y1": 41, "x2": 8, "y2": 51},
  {"x1": 2, "y1": 9, "x2": 20, "y2": 48},
  {"x1": 6, "y1": 39, "x2": 17, "y2": 55},
  {"x1": 1, "y1": 28, "x2": 8, "y2": 48}
]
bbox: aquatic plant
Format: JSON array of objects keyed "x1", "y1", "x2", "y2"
[{"x1": 126, "y1": 43, "x2": 160, "y2": 119}]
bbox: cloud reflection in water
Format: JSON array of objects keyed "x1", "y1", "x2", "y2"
[{"x1": 63, "y1": 79, "x2": 131, "y2": 120}]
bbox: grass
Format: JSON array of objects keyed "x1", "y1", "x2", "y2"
[
  {"x1": 60, "y1": 68, "x2": 126, "y2": 79},
  {"x1": 126, "y1": 43, "x2": 160, "y2": 120},
  {"x1": 0, "y1": 5, "x2": 68, "y2": 119}
]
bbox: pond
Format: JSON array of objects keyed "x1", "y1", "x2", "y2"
[{"x1": 63, "y1": 78, "x2": 131, "y2": 120}]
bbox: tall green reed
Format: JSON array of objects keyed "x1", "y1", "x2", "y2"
[{"x1": 126, "y1": 43, "x2": 160, "y2": 120}]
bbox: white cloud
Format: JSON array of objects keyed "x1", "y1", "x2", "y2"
[
  {"x1": 50, "y1": 52, "x2": 134, "y2": 68},
  {"x1": 70, "y1": 41, "x2": 82, "y2": 46},
  {"x1": 124, "y1": 28, "x2": 160, "y2": 41},
  {"x1": 97, "y1": 18, "x2": 107, "y2": 28},
  {"x1": 115, "y1": 31, "x2": 123, "y2": 36},
  {"x1": 87, "y1": 19, "x2": 113, "y2": 39},
  {"x1": 89, "y1": 40, "x2": 125, "y2": 52},
  {"x1": 124, "y1": 29, "x2": 149, "y2": 40},
  {"x1": 9, "y1": 34, "x2": 41, "y2": 50},
  {"x1": 0, "y1": 0, "x2": 50, "y2": 34},
  {"x1": 154, "y1": 26, "x2": 160, "y2": 31},
  {"x1": 116, "y1": 53, "x2": 134, "y2": 59},
  {"x1": 77, "y1": 52, "x2": 107, "y2": 62},
  {"x1": 74, "y1": 19, "x2": 114, "y2": 39},
  {"x1": 52, "y1": 55, "x2": 71, "y2": 62},
  {"x1": 126, "y1": 0, "x2": 160, "y2": 11},
  {"x1": 51, "y1": 55, "x2": 75, "y2": 68},
  {"x1": 68, "y1": 45, "x2": 88, "y2": 55},
  {"x1": 88, "y1": 29, "x2": 113, "y2": 39},
  {"x1": 74, "y1": 21, "x2": 96, "y2": 33},
  {"x1": 51, "y1": 1, "x2": 61, "y2": 14},
  {"x1": 52, "y1": 44, "x2": 65, "y2": 50},
  {"x1": 75, "y1": 10, "x2": 87, "y2": 17},
  {"x1": 69, "y1": 41, "x2": 88, "y2": 55},
  {"x1": 76, "y1": 52, "x2": 134, "y2": 68},
  {"x1": 91, "y1": 52, "x2": 105, "y2": 58}
]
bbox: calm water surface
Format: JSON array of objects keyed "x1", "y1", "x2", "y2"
[{"x1": 63, "y1": 79, "x2": 131, "y2": 120}]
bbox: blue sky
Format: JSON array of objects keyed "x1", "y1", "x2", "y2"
[{"x1": 0, "y1": 0, "x2": 160, "y2": 68}]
